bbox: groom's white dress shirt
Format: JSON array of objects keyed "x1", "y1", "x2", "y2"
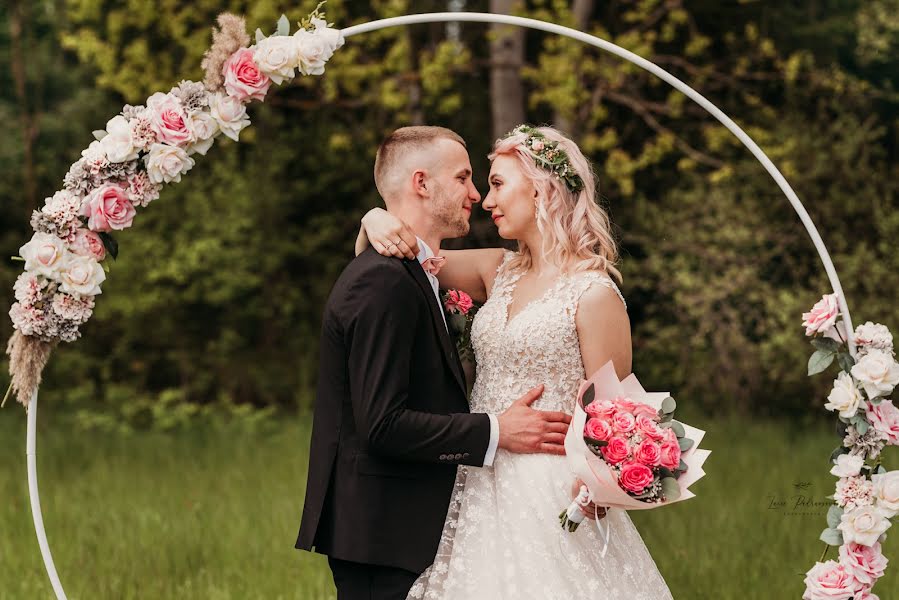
[{"x1": 416, "y1": 237, "x2": 499, "y2": 467}]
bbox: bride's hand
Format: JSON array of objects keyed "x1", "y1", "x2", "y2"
[
  {"x1": 361, "y1": 208, "x2": 419, "y2": 259},
  {"x1": 570, "y1": 479, "x2": 607, "y2": 521}
]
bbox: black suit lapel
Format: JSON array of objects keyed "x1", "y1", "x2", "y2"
[{"x1": 402, "y1": 259, "x2": 468, "y2": 396}]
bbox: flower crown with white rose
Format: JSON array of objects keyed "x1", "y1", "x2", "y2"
[{"x1": 503, "y1": 124, "x2": 586, "y2": 193}]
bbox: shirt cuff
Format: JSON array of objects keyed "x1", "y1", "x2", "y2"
[{"x1": 483, "y1": 414, "x2": 500, "y2": 467}]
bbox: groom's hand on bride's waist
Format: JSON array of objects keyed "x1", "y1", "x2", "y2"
[{"x1": 497, "y1": 384, "x2": 572, "y2": 456}]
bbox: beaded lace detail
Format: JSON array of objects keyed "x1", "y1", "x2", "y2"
[{"x1": 408, "y1": 251, "x2": 672, "y2": 600}]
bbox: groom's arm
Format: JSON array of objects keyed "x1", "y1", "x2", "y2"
[{"x1": 345, "y1": 263, "x2": 491, "y2": 467}]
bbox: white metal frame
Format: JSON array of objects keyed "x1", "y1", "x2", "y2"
[{"x1": 27, "y1": 12, "x2": 856, "y2": 599}]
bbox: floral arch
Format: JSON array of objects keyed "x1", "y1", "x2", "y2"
[{"x1": 5, "y1": 8, "x2": 897, "y2": 600}]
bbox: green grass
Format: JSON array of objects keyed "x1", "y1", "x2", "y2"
[{"x1": 1, "y1": 409, "x2": 897, "y2": 599}]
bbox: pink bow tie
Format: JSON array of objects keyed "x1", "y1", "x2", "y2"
[{"x1": 420, "y1": 256, "x2": 446, "y2": 276}]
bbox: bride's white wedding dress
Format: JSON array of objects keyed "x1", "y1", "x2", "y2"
[{"x1": 408, "y1": 251, "x2": 673, "y2": 600}]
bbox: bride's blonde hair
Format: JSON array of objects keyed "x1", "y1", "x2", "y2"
[{"x1": 489, "y1": 126, "x2": 622, "y2": 284}]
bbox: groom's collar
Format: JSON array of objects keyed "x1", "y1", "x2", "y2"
[{"x1": 416, "y1": 237, "x2": 436, "y2": 265}]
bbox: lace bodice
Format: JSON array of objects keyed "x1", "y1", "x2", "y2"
[{"x1": 469, "y1": 250, "x2": 627, "y2": 415}]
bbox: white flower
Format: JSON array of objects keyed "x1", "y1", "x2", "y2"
[
  {"x1": 872, "y1": 470, "x2": 899, "y2": 517},
  {"x1": 294, "y1": 22, "x2": 343, "y2": 76},
  {"x1": 143, "y1": 143, "x2": 195, "y2": 184},
  {"x1": 837, "y1": 505, "x2": 892, "y2": 546},
  {"x1": 209, "y1": 92, "x2": 250, "y2": 142},
  {"x1": 99, "y1": 115, "x2": 139, "y2": 163},
  {"x1": 187, "y1": 111, "x2": 220, "y2": 156},
  {"x1": 58, "y1": 253, "x2": 105, "y2": 296},
  {"x1": 830, "y1": 453, "x2": 865, "y2": 478},
  {"x1": 854, "y1": 322, "x2": 894, "y2": 356},
  {"x1": 834, "y1": 475, "x2": 874, "y2": 511},
  {"x1": 851, "y1": 350, "x2": 899, "y2": 399},
  {"x1": 824, "y1": 372, "x2": 864, "y2": 419},
  {"x1": 19, "y1": 232, "x2": 68, "y2": 278},
  {"x1": 253, "y1": 35, "x2": 298, "y2": 85}
]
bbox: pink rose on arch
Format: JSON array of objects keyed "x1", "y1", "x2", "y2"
[
  {"x1": 802, "y1": 560, "x2": 863, "y2": 600},
  {"x1": 81, "y1": 184, "x2": 136, "y2": 232},
  {"x1": 444, "y1": 289, "x2": 474, "y2": 315},
  {"x1": 802, "y1": 293, "x2": 840, "y2": 337},
  {"x1": 838, "y1": 542, "x2": 888, "y2": 586},
  {"x1": 660, "y1": 441, "x2": 682, "y2": 470},
  {"x1": 636, "y1": 415, "x2": 665, "y2": 441},
  {"x1": 634, "y1": 439, "x2": 662, "y2": 467},
  {"x1": 865, "y1": 400, "x2": 899, "y2": 446},
  {"x1": 619, "y1": 461, "x2": 655, "y2": 494},
  {"x1": 70, "y1": 229, "x2": 106, "y2": 261},
  {"x1": 223, "y1": 47, "x2": 272, "y2": 102},
  {"x1": 600, "y1": 436, "x2": 630, "y2": 464},
  {"x1": 611, "y1": 411, "x2": 636, "y2": 434},
  {"x1": 584, "y1": 417, "x2": 612, "y2": 442},
  {"x1": 854, "y1": 590, "x2": 879, "y2": 600},
  {"x1": 146, "y1": 92, "x2": 195, "y2": 147},
  {"x1": 585, "y1": 398, "x2": 615, "y2": 419}
]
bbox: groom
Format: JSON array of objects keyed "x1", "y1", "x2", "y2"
[{"x1": 296, "y1": 126, "x2": 572, "y2": 599}]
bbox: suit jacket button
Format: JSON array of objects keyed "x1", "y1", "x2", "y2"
[
  {"x1": 463, "y1": 452, "x2": 470, "y2": 459},
  {"x1": 454, "y1": 453, "x2": 462, "y2": 460},
  {"x1": 439, "y1": 454, "x2": 447, "y2": 460}
]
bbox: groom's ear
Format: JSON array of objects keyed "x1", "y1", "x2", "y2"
[{"x1": 412, "y1": 169, "x2": 430, "y2": 197}]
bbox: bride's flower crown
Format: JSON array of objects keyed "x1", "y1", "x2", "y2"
[{"x1": 504, "y1": 124, "x2": 585, "y2": 193}]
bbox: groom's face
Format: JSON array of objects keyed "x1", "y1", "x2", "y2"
[{"x1": 428, "y1": 139, "x2": 481, "y2": 238}]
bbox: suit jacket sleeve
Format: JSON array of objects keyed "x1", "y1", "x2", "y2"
[{"x1": 345, "y1": 262, "x2": 491, "y2": 467}]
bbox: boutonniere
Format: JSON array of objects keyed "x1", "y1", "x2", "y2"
[{"x1": 440, "y1": 289, "x2": 478, "y2": 361}]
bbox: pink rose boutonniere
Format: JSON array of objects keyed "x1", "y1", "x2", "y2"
[{"x1": 440, "y1": 289, "x2": 479, "y2": 362}]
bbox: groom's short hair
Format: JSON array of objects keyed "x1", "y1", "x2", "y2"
[{"x1": 374, "y1": 126, "x2": 466, "y2": 199}]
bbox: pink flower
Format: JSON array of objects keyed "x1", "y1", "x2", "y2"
[
  {"x1": 802, "y1": 293, "x2": 841, "y2": 337},
  {"x1": 531, "y1": 140, "x2": 545, "y2": 152},
  {"x1": 611, "y1": 411, "x2": 636, "y2": 434},
  {"x1": 584, "y1": 417, "x2": 612, "y2": 442},
  {"x1": 613, "y1": 396, "x2": 637, "y2": 413},
  {"x1": 632, "y1": 402, "x2": 659, "y2": 419},
  {"x1": 619, "y1": 461, "x2": 655, "y2": 494},
  {"x1": 146, "y1": 92, "x2": 195, "y2": 147},
  {"x1": 662, "y1": 426, "x2": 678, "y2": 446},
  {"x1": 660, "y1": 440, "x2": 682, "y2": 470},
  {"x1": 444, "y1": 289, "x2": 474, "y2": 315},
  {"x1": 600, "y1": 436, "x2": 630, "y2": 464},
  {"x1": 634, "y1": 439, "x2": 662, "y2": 466},
  {"x1": 839, "y1": 542, "x2": 888, "y2": 586},
  {"x1": 585, "y1": 399, "x2": 615, "y2": 419},
  {"x1": 802, "y1": 560, "x2": 863, "y2": 600},
  {"x1": 636, "y1": 415, "x2": 665, "y2": 441},
  {"x1": 865, "y1": 400, "x2": 899, "y2": 446},
  {"x1": 81, "y1": 184, "x2": 136, "y2": 232},
  {"x1": 70, "y1": 229, "x2": 106, "y2": 261},
  {"x1": 854, "y1": 589, "x2": 879, "y2": 600},
  {"x1": 223, "y1": 48, "x2": 272, "y2": 102}
]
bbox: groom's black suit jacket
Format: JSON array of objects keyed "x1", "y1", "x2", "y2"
[{"x1": 296, "y1": 248, "x2": 492, "y2": 574}]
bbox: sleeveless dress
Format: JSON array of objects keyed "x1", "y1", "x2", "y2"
[{"x1": 407, "y1": 251, "x2": 673, "y2": 600}]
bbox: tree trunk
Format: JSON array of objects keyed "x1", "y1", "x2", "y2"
[
  {"x1": 488, "y1": 0, "x2": 525, "y2": 139},
  {"x1": 554, "y1": 0, "x2": 594, "y2": 136},
  {"x1": 9, "y1": 0, "x2": 39, "y2": 215}
]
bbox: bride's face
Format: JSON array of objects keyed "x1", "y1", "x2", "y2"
[{"x1": 483, "y1": 155, "x2": 537, "y2": 240}]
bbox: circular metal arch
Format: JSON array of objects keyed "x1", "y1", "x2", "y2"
[{"x1": 28, "y1": 12, "x2": 856, "y2": 599}]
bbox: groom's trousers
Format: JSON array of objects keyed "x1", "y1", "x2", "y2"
[{"x1": 328, "y1": 557, "x2": 419, "y2": 600}]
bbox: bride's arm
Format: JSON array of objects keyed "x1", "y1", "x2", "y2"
[
  {"x1": 575, "y1": 283, "x2": 632, "y2": 380},
  {"x1": 359, "y1": 208, "x2": 504, "y2": 303}
]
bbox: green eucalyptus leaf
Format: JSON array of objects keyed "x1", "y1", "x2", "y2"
[
  {"x1": 826, "y1": 505, "x2": 843, "y2": 529},
  {"x1": 876, "y1": 465, "x2": 887, "y2": 475},
  {"x1": 277, "y1": 14, "x2": 290, "y2": 36},
  {"x1": 659, "y1": 412, "x2": 673, "y2": 423},
  {"x1": 255, "y1": 28, "x2": 266, "y2": 43},
  {"x1": 837, "y1": 352, "x2": 856, "y2": 374},
  {"x1": 92, "y1": 129, "x2": 108, "y2": 141},
  {"x1": 661, "y1": 396, "x2": 676, "y2": 414},
  {"x1": 829, "y1": 446, "x2": 850, "y2": 463},
  {"x1": 678, "y1": 459, "x2": 688, "y2": 472},
  {"x1": 819, "y1": 527, "x2": 843, "y2": 546},
  {"x1": 811, "y1": 337, "x2": 841, "y2": 353},
  {"x1": 581, "y1": 383, "x2": 595, "y2": 408},
  {"x1": 658, "y1": 467, "x2": 674, "y2": 479},
  {"x1": 670, "y1": 420, "x2": 686, "y2": 438},
  {"x1": 660, "y1": 477, "x2": 681, "y2": 501},
  {"x1": 678, "y1": 437, "x2": 694, "y2": 452},
  {"x1": 850, "y1": 415, "x2": 869, "y2": 435},
  {"x1": 808, "y1": 350, "x2": 835, "y2": 376}
]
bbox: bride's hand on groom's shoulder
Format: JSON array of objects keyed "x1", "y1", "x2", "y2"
[
  {"x1": 362, "y1": 207, "x2": 419, "y2": 259},
  {"x1": 497, "y1": 384, "x2": 571, "y2": 456}
]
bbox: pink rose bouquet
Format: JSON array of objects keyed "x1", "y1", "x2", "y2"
[
  {"x1": 441, "y1": 288, "x2": 479, "y2": 362},
  {"x1": 559, "y1": 360, "x2": 709, "y2": 534}
]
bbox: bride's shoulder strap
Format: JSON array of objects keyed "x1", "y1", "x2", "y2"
[{"x1": 566, "y1": 270, "x2": 627, "y2": 312}]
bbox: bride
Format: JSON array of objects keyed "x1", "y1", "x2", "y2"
[{"x1": 357, "y1": 125, "x2": 672, "y2": 599}]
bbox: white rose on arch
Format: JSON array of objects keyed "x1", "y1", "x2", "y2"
[
  {"x1": 188, "y1": 111, "x2": 220, "y2": 156},
  {"x1": 851, "y1": 350, "x2": 899, "y2": 400},
  {"x1": 99, "y1": 115, "x2": 140, "y2": 163},
  {"x1": 837, "y1": 504, "x2": 892, "y2": 547},
  {"x1": 19, "y1": 233, "x2": 68, "y2": 279},
  {"x1": 830, "y1": 453, "x2": 865, "y2": 478},
  {"x1": 253, "y1": 35, "x2": 298, "y2": 85},
  {"x1": 824, "y1": 372, "x2": 864, "y2": 419},
  {"x1": 294, "y1": 21, "x2": 344, "y2": 76},
  {"x1": 872, "y1": 471, "x2": 899, "y2": 517},
  {"x1": 143, "y1": 143, "x2": 195, "y2": 184},
  {"x1": 209, "y1": 92, "x2": 251, "y2": 142},
  {"x1": 855, "y1": 322, "x2": 894, "y2": 357},
  {"x1": 58, "y1": 253, "x2": 106, "y2": 297}
]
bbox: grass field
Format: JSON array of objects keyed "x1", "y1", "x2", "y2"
[{"x1": 2, "y1": 408, "x2": 897, "y2": 599}]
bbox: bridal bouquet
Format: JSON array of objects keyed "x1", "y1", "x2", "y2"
[{"x1": 560, "y1": 360, "x2": 710, "y2": 532}]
